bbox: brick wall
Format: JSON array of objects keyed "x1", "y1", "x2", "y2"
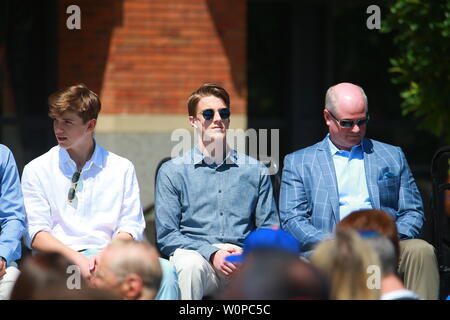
[{"x1": 58, "y1": 0, "x2": 247, "y2": 115}]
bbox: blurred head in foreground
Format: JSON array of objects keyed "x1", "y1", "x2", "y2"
[
  {"x1": 310, "y1": 229, "x2": 381, "y2": 300},
  {"x1": 220, "y1": 228, "x2": 329, "y2": 300},
  {"x1": 10, "y1": 252, "x2": 118, "y2": 300},
  {"x1": 92, "y1": 240, "x2": 162, "y2": 300}
]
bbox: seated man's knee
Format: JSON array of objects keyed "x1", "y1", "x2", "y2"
[
  {"x1": 0, "y1": 267, "x2": 21, "y2": 300},
  {"x1": 400, "y1": 239, "x2": 436, "y2": 260},
  {"x1": 172, "y1": 250, "x2": 209, "y2": 275}
]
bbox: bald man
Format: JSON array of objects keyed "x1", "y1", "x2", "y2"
[
  {"x1": 92, "y1": 240, "x2": 163, "y2": 300},
  {"x1": 280, "y1": 83, "x2": 439, "y2": 299}
]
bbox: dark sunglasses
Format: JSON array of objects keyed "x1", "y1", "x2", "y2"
[
  {"x1": 199, "y1": 108, "x2": 230, "y2": 120},
  {"x1": 328, "y1": 111, "x2": 369, "y2": 128},
  {"x1": 68, "y1": 170, "x2": 81, "y2": 202}
]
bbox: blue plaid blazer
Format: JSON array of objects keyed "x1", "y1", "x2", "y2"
[{"x1": 280, "y1": 136, "x2": 424, "y2": 256}]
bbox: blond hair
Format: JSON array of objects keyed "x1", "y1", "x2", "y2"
[
  {"x1": 311, "y1": 229, "x2": 380, "y2": 300},
  {"x1": 48, "y1": 83, "x2": 101, "y2": 123}
]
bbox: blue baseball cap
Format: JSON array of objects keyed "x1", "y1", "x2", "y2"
[
  {"x1": 357, "y1": 230, "x2": 382, "y2": 239},
  {"x1": 226, "y1": 228, "x2": 300, "y2": 264}
]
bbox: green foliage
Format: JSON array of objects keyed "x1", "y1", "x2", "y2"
[{"x1": 382, "y1": 0, "x2": 450, "y2": 144}]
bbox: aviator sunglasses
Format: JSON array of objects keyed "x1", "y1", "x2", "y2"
[
  {"x1": 199, "y1": 108, "x2": 231, "y2": 120},
  {"x1": 68, "y1": 170, "x2": 81, "y2": 202},
  {"x1": 328, "y1": 111, "x2": 369, "y2": 128}
]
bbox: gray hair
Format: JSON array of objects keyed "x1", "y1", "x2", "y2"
[
  {"x1": 107, "y1": 240, "x2": 162, "y2": 292},
  {"x1": 325, "y1": 85, "x2": 368, "y2": 114},
  {"x1": 364, "y1": 235, "x2": 398, "y2": 276}
]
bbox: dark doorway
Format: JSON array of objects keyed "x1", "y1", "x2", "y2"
[{"x1": 1, "y1": 0, "x2": 57, "y2": 172}]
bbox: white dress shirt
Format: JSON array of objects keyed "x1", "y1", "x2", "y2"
[{"x1": 22, "y1": 143, "x2": 145, "y2": 251}]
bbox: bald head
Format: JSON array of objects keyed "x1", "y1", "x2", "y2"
[
  {"x1": 105, "y1": 240, "x2": 162, "y2": 288},
  {"x1": 324, "y1": 83, "x2": 369, "y2": 150},
  {"x1": 96, "y1": 240, "x2": 162, "y2": 300},
  {"x1": 325, "y1": 83, "x2": 368, "y2": 116}
]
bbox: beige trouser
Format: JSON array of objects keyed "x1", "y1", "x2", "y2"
[
  {"x1": 0, "y1": 266, "x2": 21, "y2": 300},
  {"x1": 170, "y1": 243, "x2": 241, "y2": 300},
  {"x1": 398, "y1": 239, "x2": 440, "y2": 300}
]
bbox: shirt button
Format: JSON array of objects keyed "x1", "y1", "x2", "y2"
[
  {"x1": 220, "y1": 212, "x2": 223, "y2": 216},
  {"x1": 218, "y1": 190, "x2": 222, "y2": 193}
]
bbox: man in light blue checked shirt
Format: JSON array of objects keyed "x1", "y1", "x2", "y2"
[
  {"x1": 280, "y1": 82, "x2": 439, "y2": 299},
  {"x1": 0, "y1": 144, "x2": 26, "y2": 299},
  {"x1": 156, "y1": 83, "x2": 279, "y2": 300}
]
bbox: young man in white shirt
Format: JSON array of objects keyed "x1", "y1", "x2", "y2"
[{"x1": 21, "y1": 84, "x2": 179, "y2": 299}]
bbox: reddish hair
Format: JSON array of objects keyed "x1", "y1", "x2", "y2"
[{"x1": 336, "y1": 210, "x2": 400, "y2": 261}]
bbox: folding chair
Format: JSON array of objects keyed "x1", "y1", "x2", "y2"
[{"x1": 430, "y1": 146, "x2": 450, "y2": 298}]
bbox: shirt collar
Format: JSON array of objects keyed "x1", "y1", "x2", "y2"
[
  {"x1": 192, "y1": 146, "x2": 238, "y2": 166},
  {"x1": 192, "y1": 147, "x2": 205, "y2": 164},
  {"x1": 59, "y1": 146, "x2": 72, "y2": 165},
  {"x1": 327, "y1": 135, "x2": 364, "y2": 159},
  {"x1": 58, "y1": 140, "x2": 104, "y2": 170},
  {"x1": 87, "y1": 142, "x2": 104, "y2": 169}
]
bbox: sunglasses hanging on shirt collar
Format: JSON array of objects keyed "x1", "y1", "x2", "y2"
[{"x1": 68, "y1": 170, "x2": 81, "y2": 202}]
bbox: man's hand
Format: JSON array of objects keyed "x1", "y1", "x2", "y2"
[
  {"x1": 0, "y1": 258, "x2": 6, "y2": 278},
  {"x1": 69, "y1": 251, "x2": 91, "y2": 280},
  {"x1": 210, "y1": 249, "x2": 241, "y2": 277},
  {"x1": 88, "y1": 252, "x2": 103, "y2": 284}
]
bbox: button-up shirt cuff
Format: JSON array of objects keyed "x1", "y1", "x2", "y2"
[
  {"x1": 198, "y1": 244, "x2": 220, "y2": 262},
  {"x1": 0, "y1": 246, "x2": 13, "y2": 266}
]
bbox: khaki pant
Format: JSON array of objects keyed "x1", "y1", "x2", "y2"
[
  {"x1": 398, "y1": 239, "x2": 440, "y2": 300},
  {"x1": 170, "y1": 243, "x2": 241, "y2": 300},
  {"x1": 0, "y1": 266, "x2": 21, "y2": 300}
]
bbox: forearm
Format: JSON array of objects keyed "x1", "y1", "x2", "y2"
[
  {"x1": 31, "y1": 231, "x2": 78, "y2": 259},
  {"x1": 283, "y1": 217, "x2": 330, "y2": 250},
  {"x1": 32, "y1": 231, "x2": 91, "y2": 277},
  {"x1": 156, "y1": 205, "x2": 216, "y2": 257},
  {"x1": 0, "y1": 219, "x2": 25, "y2": 264},
  {"x1": 395, "y1": 190, "x2": 425, "y2": 239},
  {"x1": 157, "y1": 226, "x2": 218, "y2": 259},
  {"x1": 255, "y1": 166, "x2": 280, "y2": 228},
  {"x1": 395, "y1": 147, "x2": 425, "y2": 239},
  {"x1": 395, "y1": 211, "x2": 424, "y2": 239}
]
